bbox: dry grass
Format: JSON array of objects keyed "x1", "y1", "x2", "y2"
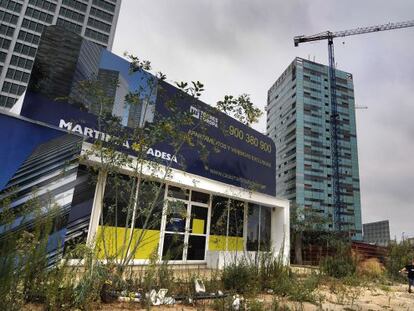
[
  {"x1": 23, "y1": 282, "x2": 414, "y2": 310},
  {"x1": 357, "y1": 258, "x2": 385, "y2": 278}
]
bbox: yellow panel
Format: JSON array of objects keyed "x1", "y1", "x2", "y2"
[
  {"x1": 130, "y1": 229, "x2": 160, "y2": 259},
  {"x1": 95, "y1": 226, "x2": 161, "y2": 260},
  {"x1": 208, "y1": 235, "x2": 244, "y2": 251},
  {"x1": 209, "y1": 235, "x2": 226, "y2": 251},
  {"x1": 192, "y1": 219, "x2": 205, "y2": 234},
  {"x1": 227, "y1": 236, "x2": 244, "y2": 251},
  {"x1": 95, "y1": 226, "x2": 131, "y2": 259}
]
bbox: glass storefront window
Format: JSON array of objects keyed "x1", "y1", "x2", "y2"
[
  {"x1": 190, "y1": 205, "x2": 208, "y2": 235},
  {"x1": 210, "y1": 196, "x2": 229, "y2": 236},
  {"x1": 162, "y1": 233, "x2": 184, "y2": 260},
  {"x1": 210, "y1": 196, "x2": 245, "y2": 251},
  {"x1": 101, "y1": 173, "x2": 136, "y2": 227},
  {"x1": 102, "y1": 176, "x2": 166, "y2": 230},
  {"x1": 134, "y1": 181, "x2": 164, "y2": 230},
  {"x1": 247, "y1": 203, "x2": 260, "y2": 251},
  {"x1": 228, "y1": 199, "x2": 244, "y2": 237},
  {"x1": 260, "y1": 207, "x2": 271, "y2": 251},
  {"x1": 247, "y1": 203, "x2": 271, "y2": 251},
  {"x1": 98, "y1": 175, "x2": 166, "y2": 260},
  {"x1": 187, "y1": 235, "x2": 206, "y2": 260},
  {"x1": 167, "y1": 185, "x2": 189, "y2": 200},
  {"x1": 165, "y1": 200, "x2": 187, "y2": 232},
  {"x1": 191, "y1": 190, "x2": 209, "y2": 204}
]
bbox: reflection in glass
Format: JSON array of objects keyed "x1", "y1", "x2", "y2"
[
  {"x1": 165, "y1": 200, "x2": 187, "y2": 232},
  {"x1": 247, "y1": 203, "x2": 260, "y2": 251},
  {"x1": 102, "y1": 174, "x2": 136, "y2": 227},
  {"x1": 167, "y1": 185, "x2": 189, "y2": 200},
  {"x1": 247, "y1": 203, "x2": 271, "y2": 251},
  {"x1": 191, "y1": 190, "x2": 209, "y2": 204},
  {"x1": 187, "y1": 236, "x2": 206, "y2": 260},
  {"x1": 260, "y1": 207, "x2": 271, "y2": 251},
  {"x1": 134, "y1": 181, "x2": 164, "y2": 230},
  {"x1": 228, "y1": 200, "x2": 244, "y2": 237},
  {"x1": 210, "y1": 196, "x2": 228, "y2": 236},
  {"x1": 162, "y1": 233, "x2": 184, "y2": 260}
]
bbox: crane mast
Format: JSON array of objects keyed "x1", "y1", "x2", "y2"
[{"x1": 294, "y1": 20, "x2": 414, "y2": 234}]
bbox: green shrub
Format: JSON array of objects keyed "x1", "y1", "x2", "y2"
[
  {"x1": 210, "y1": 295, "x2": 235, "y2": 311},
  {"x1": 288, "y1": 273, "x2": 320, "y2": 303},
  {"x1": 258, "y1": 252, "x2": 291, "y2": 291},
  {"x1": 0, "y1": 198, "x2": 61, "y2": 310},
  {"x1": 386, "y1": 240, "x2": 414, "y2": 280},
  {"x1": 222, "y1": 261, "x2": 259, "y2": 294},
  {"x1": 257, "y1": 253, "x2": 320, "y2": 303},
  {"x1": 270, "y1": 270, "x2": 294, "y2": 297},
  {"x1": 247, "y1": 298, "x2": 265, "y2": 311},
  {"x1": 270, "y1": 297, "x2": 291, "y2": 311},
  {"x1": 320, "y1": 240, "x2": 356, "y2": 278}
]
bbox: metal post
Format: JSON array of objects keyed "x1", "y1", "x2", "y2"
[{"x1": 328, "y1": 37, "x2": 342, "y2": 232}]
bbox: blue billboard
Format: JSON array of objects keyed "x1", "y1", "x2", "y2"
[
  {"x1": 0, "y1": 113, "x2": 94, "y2": 256},
  {"x1": 19, "y1": 25, "x2": 276, "y2": 196}
]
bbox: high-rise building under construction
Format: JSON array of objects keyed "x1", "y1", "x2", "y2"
[
  {"x1": 266, "y1": 57, "x2": 362, "y2": 239},
  {"x1": 0, "y1": 0, "x2": 122, "y2": 108}
]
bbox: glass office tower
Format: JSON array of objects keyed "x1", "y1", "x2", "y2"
[
  {"x1": 267, "y1": 57, "x2": 362, "y2": 239},
  {"x1": 0, "y1": 0, "x2": 122, "y2": 108}
]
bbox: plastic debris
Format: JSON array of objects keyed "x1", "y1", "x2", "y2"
[
  {"x1": 148, "y1": 289, "x2": 161, "y2": 305},
  {"x1": 163, "y1": 296, "x2": 175, "y2": 305},
  {"x1": 194, "y1": 278, "x2": 206, "y2": 294},
  {"x1": 118, "y1": 296, "x2": 140, "y2": 303},
  {"x1": 158, "y1": 288, "x2": 168, "y2": 302},
  {"x1": 147, "y1": 288, "x2": 175, "y2": 306},
  {"x1": 232, "y1": 294, "x2": 241, "y2": 310}
]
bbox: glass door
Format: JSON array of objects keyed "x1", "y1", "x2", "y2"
[
  {"x1": 162, "y1": 186, "x2": 188, "y2": 260},
  {"x1": 187, "y1": 203, "x2": 209, "y2": 260},
  {"x1": 161, "y1": 186, "x2": 210, "y2": 262}
]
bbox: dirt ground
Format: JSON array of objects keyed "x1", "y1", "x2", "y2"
[
  {"x1": 100, "y1": 283, "x2": 414, "y2": 310},
  {"x1": 265, "y1": 283, "x2": 414, "y2": 310},
  {"x1": 24, "y1": 283, "x2": 414, "y2": 310}
]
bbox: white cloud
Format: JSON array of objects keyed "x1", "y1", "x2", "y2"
[{"x1": 112, "y1": 0, "x2": 414, "y2": 239}]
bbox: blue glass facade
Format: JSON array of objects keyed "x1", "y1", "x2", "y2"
[{"x1": 267, "y1": 58, "x2": 362, "y2": 239}]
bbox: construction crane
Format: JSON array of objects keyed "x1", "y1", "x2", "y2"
[{"x1": 293, "y1": 20, "x2": 414, "y2": 233}]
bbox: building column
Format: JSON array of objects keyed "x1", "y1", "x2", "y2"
[
  {"x1": 271, "y1": 201, "x2": 290, "y2": 264},
  {"x1": 86, "y1": 169, "x2": 107, "y2": 246}
]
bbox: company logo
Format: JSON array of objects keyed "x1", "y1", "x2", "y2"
[
  {"x1": 59, "y1": 119, "x2": 131, "y2": 148},
  {"x1": 190, "y1": 106, "x2": 218, "y2": 128},
  {"x1": 59, "y1": 119, "x2": 177, "y2": 163},
  {"x1": 146, "y1": 148, "x2": 177, "y2": 163}
]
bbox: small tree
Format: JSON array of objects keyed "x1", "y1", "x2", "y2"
[
  {"x1": 320, "y1": 238, "x2": 356, "y2": 278},
  {"x1": 75, "y1": 58, "x2": 208, "y2": 270},
  {"x1": 216, "y1": 94, "x2": 262, "y2": 127},
  {"x1": 290, "y1": 203, "x2": 328, "y2": 265},
  {"x1": 386, "y1": 240, "x2": 414, "y2": 280}
]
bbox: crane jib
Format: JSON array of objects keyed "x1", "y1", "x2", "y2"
[{"x1": 294, "y1": 19, "x2": 414, "y2": 46}]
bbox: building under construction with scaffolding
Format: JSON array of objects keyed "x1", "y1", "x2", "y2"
[{"x1": 266, "y1": 57, "x2": 362, "y2": 239}]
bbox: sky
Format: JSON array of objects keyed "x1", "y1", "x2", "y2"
[{"x1": 111, "y1": 0, "x2": 414, "y2": 240}]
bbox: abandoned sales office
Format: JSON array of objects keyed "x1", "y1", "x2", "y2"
[
  {"x1": 0, "y1": 111, "x2": 290, "y2": 267},
  {"x1": 0, "y1": 26, "x2": 290, "y2": 267},
  {"x1": 85, "y1": 143, "x2": 291, "y2": 267}
]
